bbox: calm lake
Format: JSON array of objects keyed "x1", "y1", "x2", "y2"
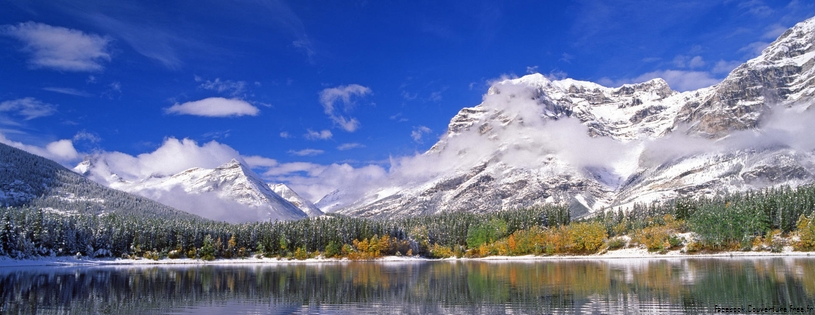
[{"x1": 2, "y1": 258, "x2": 815, "y2": 314}]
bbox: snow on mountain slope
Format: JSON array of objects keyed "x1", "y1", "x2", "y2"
[
  {"x1": 0, "y1": 142, "x2": 202, "y2": 220},
  {"x1": 270, "y1": 183, "x2": 323, "y2": 217},
  {"x1": 313, "y1": 189, "x2": 347, "y2": 213},
  {"x1": 337, "y1": 15, "x2": 815, "y2": 218},
  {"x1": 76, "y1": 158, "x2": 308, "y2": 222}
]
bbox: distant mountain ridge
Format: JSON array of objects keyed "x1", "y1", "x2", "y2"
[
  {"x1": 76, "y1": 158, "x2": 310, "y2": 222},
  {"x1": 334, "y1": 15, "x2": 815, "y2": 218},
  {"x1": 0, "y1": 142, "x2": 202, "y2": 220}
]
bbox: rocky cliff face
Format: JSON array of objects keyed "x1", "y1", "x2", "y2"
[
  {"x1": 674, "y1": 17, "x2": 815, "y2": 138},
  {"x1": 337, "y1": 16, "x2": 815, "y2": 218}
]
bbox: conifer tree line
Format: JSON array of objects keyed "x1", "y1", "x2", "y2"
[
  {"x1": 3, "y1": 184, "x2": 815, "y2": 260},
  {"x1": 592, "y1": 185, "x2": 815, "y2": 250},
  {"x1": 0, "y1": 202, "x2": 563, "y2": 260}
]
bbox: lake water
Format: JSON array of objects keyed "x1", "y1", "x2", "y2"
[{"x1": 2, "y1": 258, "x2": 815, "y2": 314}]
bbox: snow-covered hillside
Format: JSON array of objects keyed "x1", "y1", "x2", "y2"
[
  {"x1": 0, "y1": 142, "x2": 200, "y2": 220},
  {"x1": 271, "y1": 183, "x2": 323, "y2": 217}
]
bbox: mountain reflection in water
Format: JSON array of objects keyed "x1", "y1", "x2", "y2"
[{"x1": 1, "y1": 258, "x2": 814, "y2": 314}]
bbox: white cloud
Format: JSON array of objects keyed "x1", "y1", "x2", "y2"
[
  {"x1": 411, "y1": 126, "x2": 432, "y2": 143},
  {"x1": 337, "y1": 143, "x2": 365, "y2": 150},
  {"x1": 262, "y1": 161, "x2": 325, "y2": 177},
  {"x1": 243, "y1": 155, "x2": 278, "y2": 168},
  {"x1": 688, "y1": 56, "x2": 705, "y2": 68},
  {"x1": 2, "y1": 22, "x2": 111, "y2": 72},
  {"x1": 288, "y1": 149, "x2": 324, "y2": 156},
  {"x1": 45, "y1": 140, "x2": 80, "y2": 161},
  {"x1": 304, "y1": 129, "x2": 332, "y2": 140},
  {"x1": 0, "y1": 133, "x2": 80, "y2": 163},
  {"x1": 319, "y1": 84, "x2": 371, "y2": 132},
  {"x1": 84, "y1": 138, "x2": 241, "y2": 183},
  {"x1": 280, "y1": 131, "x2": 292, "y2": 138},
  {"x1": 258, "y1": 162, "x2": 388, "y2": 205},
  {"x1": 165, "y1": 97, "x2": 259, "y2": 117},
  {"x1": 0, "y1": 98, "x2": 56, "y2": 120},
  {"x1": 42, "y1": 87, "x2": 93, "y2": 97}
]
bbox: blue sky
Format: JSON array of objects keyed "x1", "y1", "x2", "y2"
[{"x1": 1, "y1": 0, "x2": 814, "y2": 201}]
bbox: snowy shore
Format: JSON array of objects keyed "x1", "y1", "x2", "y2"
[{"x1": 2, "y1": 247, "x2": 813, "y2": 268}]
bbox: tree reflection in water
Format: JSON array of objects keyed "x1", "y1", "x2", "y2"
[{"x1": 1, "y1": 258, "x2": 814, "y2": 314}]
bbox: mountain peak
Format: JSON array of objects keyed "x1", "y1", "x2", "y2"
[
  {"x1": 217, "y1": 158, "x2": 244, "y2": 169},
  {"x1": 270, "y1": 183, "x2": 324, "y2": 217}
]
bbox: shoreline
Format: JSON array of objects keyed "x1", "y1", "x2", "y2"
[{"x1": 2, "y1": 247, "x2": 813, "y2": 268}]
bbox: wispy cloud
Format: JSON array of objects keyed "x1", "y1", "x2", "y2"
[
  {"x1": 0, "y1": 97, "x2": 56, "y2": 120},
  {"x1": 319, "y1": 84, "x2": 371, "y2": 132},
  {"x1": 280, "y1": 131, "x2": 292, "y2": 139},
  {"x1": 337, "y1": 143, "x2": 365, "y2": 151},
  {"x1": 712, "y1": 60, "x2": 743, "y2": 74},
  {"x1": 78, "y1": 9, "x2": 186, "y2": 69},
  {"x1": 738, "y1": 0, "x2": 774, "y2": 17},
  {"x1": 1, "y1": 22, "x2": 111, "y2": 72},
  {"x1": 411, "y1": 125, "x2": 432, "y2": 143},
  {"x1": 390, "y1": 112, "x2": 408, "y2": 122},
  {"x1": 165, "y1": 97, "x2": 260, "y2": 117},
  {"x1": 288, "y1": 148, "x2": 324, "y2": 156},
  {"x1": 202, "y1": 129, "x2": 231, "y2": 140},
  {"x1": 195, "y1": 76, "x2": 247, "y2": 97},
  {"x1": 672, "y1": 55, "x2": 706, "y2": 69},
  {"x1": 739, "y1": 41, "x2": 770, "y2": 57},
  {"x1": 762, "y1": 23, "x2": 788, "y2": 39},
  {"x1": 42, "y1": 87, "x2": 93, "y2": 97},
  {"x1": 73, "y1": 130, "x2": 101, "y2": 143},
  {"x1": 256, "y1": 0, "x2": 315, "y2": 61},
  {"x1": 304, "y1": 129, "x2": 332, "y2": 140}
]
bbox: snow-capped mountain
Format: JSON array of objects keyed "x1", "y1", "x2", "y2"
[
  {"x1": 76, "y1": 158, "x2": 308, "y2": 222},
  {"x1": 336, "y1": 15, "x2": 815, "y2": 218},
  {"x1": 270, "y1": 183, "x2": 323, "y2": 217}
]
